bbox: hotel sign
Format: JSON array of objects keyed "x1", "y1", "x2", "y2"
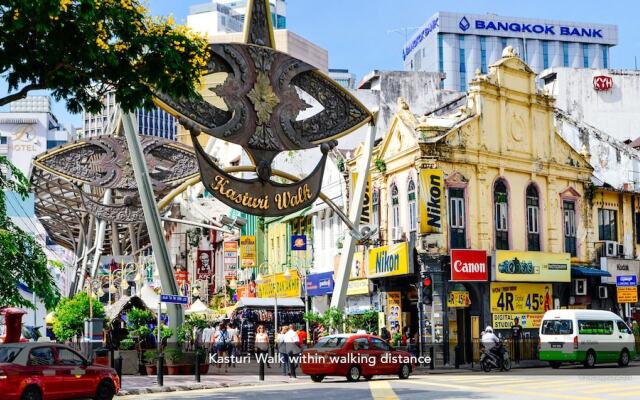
[{"x1": 593, "y1": 75, "x2": 613, "y2": 91}]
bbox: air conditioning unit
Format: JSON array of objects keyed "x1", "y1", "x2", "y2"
[
  {"x1": 598, "y1": 286, "x2": 608, "y2": 299},
  {"x1": 391, "y1": 226, "x2": 402, "y2": 241},
  {"x1": 574, "y1": 279, "x2": 587, "y2": 296},
  {"x1": 603, "y1": 241, "x2": 618, "y2": 257}
]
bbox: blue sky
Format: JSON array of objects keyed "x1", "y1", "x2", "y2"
[{"x1": 3, "y1": 0, "x2": 640, "y2": 127}]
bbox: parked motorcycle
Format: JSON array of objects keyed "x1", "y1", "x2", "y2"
[{"x1": 480, "y1": 340, "x2": 511, "y2": 372}]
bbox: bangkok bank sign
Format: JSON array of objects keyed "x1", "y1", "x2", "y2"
[{"x1": 450, "y1": 249, "x2": 488, "y2": 281}]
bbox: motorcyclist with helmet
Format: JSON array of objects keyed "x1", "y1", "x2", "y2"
[{"x1": 481, "y1": 326, "x2": 501, "y2": 361}]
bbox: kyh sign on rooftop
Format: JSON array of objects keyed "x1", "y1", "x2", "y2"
[{"x1": 154, "y1": 0, "x2": 372, "y2": 217}]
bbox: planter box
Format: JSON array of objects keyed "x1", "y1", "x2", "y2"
[
  {"x1": 145, "y1": 365, "x2": 157, "y2": 375},
  {"x1": 167, "y1": 364, "x2": 185, "y2": 375},
  {"x1": 114, "y1": 350, "x2": 140, "y2": 375},
  {"x1": 199, "y1": 363, "x2": 210, "y2": 375}
]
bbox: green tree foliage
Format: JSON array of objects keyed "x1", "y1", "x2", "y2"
[
  {"x1": 125, "y1": 307, "x2": 154, "y2": 343},
  {"x1": 0, "y1": 0, "x2": 209, "y2": 112},
  {"x1": 52, "y1": 292, "x2": 105, "y2": 341},
  {"x1": 0, "y1": 156, "x2": 60, "y2": 309}
]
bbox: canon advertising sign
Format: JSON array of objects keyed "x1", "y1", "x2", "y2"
[{"x1": 450, "y1": 249, "x2": 488, "y2": 281}]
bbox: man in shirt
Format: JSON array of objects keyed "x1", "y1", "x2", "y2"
[
  {"x1": 511, "y1": 317, "x2": 522, "y2": 365},
  {"x1": 284, "y1": 325, "x2": 301, "y2": 378}
]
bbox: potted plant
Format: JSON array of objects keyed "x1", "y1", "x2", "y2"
[
  {"x1": 152, "y1": 324, "x2": 174, "y2": 352},
  {"x1": 165, "y1": 348, "x2": 183, "y2": 375},
  {"x1": 124, "y1": 308, "x2": 154, "y2": 374},
  {"x1": 143, "y1": 350, "x2": 158, "y2": 375},
  {"x1": 114, "y1": 336, "x2": 140, "y2": 375}
]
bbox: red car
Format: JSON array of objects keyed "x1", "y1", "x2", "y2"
[
  {"x1": 0, "y1": 342, "x2": 120, "y2": 400},
  {"x1": 300, "y1": 334, "x2": 415, "y2": 382}
]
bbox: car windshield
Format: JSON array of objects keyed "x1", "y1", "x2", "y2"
[
  {"x1": 541, "y1": 320, "x2": 573, "y2": 335},
  {"x1": 0, "y1": 346, "x2": 22, "y2": 363},
  {"x1": 313, "y1": 336, "x2": 349, "y2": 349}
]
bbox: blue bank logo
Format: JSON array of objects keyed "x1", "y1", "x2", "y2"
[{"x1": 459, "y1": 16, "x2": 470, "y2": 31}]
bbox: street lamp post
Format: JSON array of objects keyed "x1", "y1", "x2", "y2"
[{"x1": 284, "y1": 261, "x2": 309, "y2": 341}]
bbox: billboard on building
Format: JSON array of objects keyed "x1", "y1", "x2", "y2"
[
  {"x1": 450, "y1": 249, "x2": 488, "y2": 281},
  {"x1": 368, "y1": 242, "x2": 411, "y2": 278},
  {"x1": 306, "y1": 271, "x2": 334, "y2": 296},
  {"x1": 494, "y1": 251, "x2": 570, "y2": 282},
  {"x1": 419, "y1": 169, "x2": 444, "y2": 233},
  {"x1": 347, "y1": 279, "x2": 370, "y2": 296},
  {"x1": 490, "y1": 283, "x2": 553, "y2": 314},
  {"x1": 239, "y1": 235, "x2": 256, "y2": 268},
  {"x1": 600, "y1": 257, "x2": 640, "y2": 284},
  {"x1": 350, "y1": 171, "x2": 372, "y2": 225},
  {"x1": 196, "y1": 249, "x2": 213, "y2": 280},
  {"x1": 257, "y1": 270, "x2": 300, "y2": 298},
  {"x1": 386, "y1": 291, "x2": 402, "y2": 333}
]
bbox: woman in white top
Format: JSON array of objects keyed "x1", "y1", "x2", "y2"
[{"x1": 254, "y1": 324, "x2": 271, "y2": 368}]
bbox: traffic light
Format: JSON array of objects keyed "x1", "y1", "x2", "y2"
[{"x1": 421, "y1": 274, "x2": 433, "y2": 306}]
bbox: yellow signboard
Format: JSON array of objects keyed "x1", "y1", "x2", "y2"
[
  {"x1": 490, "y1": 283, "x2": 553, "y2": 314},
  {"x1": 368, "y1": 242, "x2": 410, "y2": 278},
  {"x1": 495, "y1": 250, "x2": 571, "y2": 282},
  {"x1": 257, "y1": 270, "x2": 301, "y2": 298},
  {"x1": 351, "y1": 251, "x2": 367, "y2": 279},
  {"x1": 492, "y1": 313, "x2": 543, "y2": 329},
  {"x1": 617, "y1": 286, "x2": 638, "y2": 303},
  {"x1": 239, "y1": 235, "x2": 256, "y2": 268},
  {"x1": 419, "y1": 169, "x2": 444, "y2": 233},
  {"x1": 386, "y1": 291, "x2": 402, "y2": 334},
  {"x1": 347, "y1": 279, "x2": 369, "y2": 295},
  {"x1": 447, "y1": 291, "x2": 471, "y2": 308}
]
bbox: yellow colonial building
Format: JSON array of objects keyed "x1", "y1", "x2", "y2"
[{"x1": 348, "y1": 48, "x2": 599, "y2": 364}]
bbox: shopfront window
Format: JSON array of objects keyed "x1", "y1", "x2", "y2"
[
  {"x1": 564, "y1": 201, "x2": 577, "y2": 257},
  {"x1": 408, "y1": 179, "x2": 417, "y2": 232},
  {"x1": 449, "y1": 188, "x2": 466, "y2": 249},
  {"x1": 372, "y1": 188, "x2": 380, "y2": 228},
  {"x1": 526, "y1": 185, "x2": 540, "y2": 251},
  {"x1": 598, "y1": 209, "x2": 617, "y2": 241},
  {"x1": 494, "y1": 180, "x2": 509, "y2": 250}
]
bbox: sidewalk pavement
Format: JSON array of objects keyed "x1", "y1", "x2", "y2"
[
  {"x1": 116, "y1": 360, "x2": 549, "y2": 396},
  {"x1": 117, "y1": 363, "x2": 303, "y2": 396}
]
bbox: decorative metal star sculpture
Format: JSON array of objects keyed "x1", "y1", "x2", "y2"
[{"x1": 154, "y1": 0, "x2": 372, "y2": 216}]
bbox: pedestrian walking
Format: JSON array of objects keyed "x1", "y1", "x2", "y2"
[
  {"x1": 212, "y1": 322, "x2": 230, "y2": 373},
  {"x1": 277, "y1": 326, "x2": 289, "y2": 376},
  {"x1": 255, "y1": 324, "x2": 271, "y2": 368},
  {"x1": 511, "y1": 317, "x2": 522, "y2": 365},
  {"x1": 284, "y1": 324, "x2": 301, "y2": 378}
]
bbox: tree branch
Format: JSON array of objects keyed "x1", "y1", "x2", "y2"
[{"x1": 0, "y1": 83, "x2": 46, "y2": 107}]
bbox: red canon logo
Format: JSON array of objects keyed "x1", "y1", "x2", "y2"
[
  {"x1": 593, "y1": 75, "x2": 613, "y2": 91},
  {"x1": 450, "y1": 249, "x2": 488, "y2": 281}
]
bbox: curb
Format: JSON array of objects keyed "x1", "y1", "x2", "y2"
[{"x1": 117, "y1": 381, "x2": 255, "y2": 396}]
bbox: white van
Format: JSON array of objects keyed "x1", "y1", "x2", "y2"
[{"x1": 539, "y1": 309, "x2": 635, "y2": 368}]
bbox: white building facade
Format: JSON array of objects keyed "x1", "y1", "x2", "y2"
[
  {"x1": 404, "y1": 12, "x2": 617, "y2": 91},
  {"x1": 187, "y1": 0, "x2": 286, "y2": 38}
]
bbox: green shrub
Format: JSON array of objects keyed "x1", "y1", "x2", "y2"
[
  {"x1": 143, "y1": 350, "x2": 159, "y2": 365},
  {"x1": 119, "y1": 338, "x2": 135, "y2": 350},
  {"x1": 165, "y1": 348, "x2": 183, "y2": 364}
]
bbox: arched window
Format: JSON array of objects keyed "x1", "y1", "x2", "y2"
[
  {"x1": 372, "y1": 188, "x2": 380, "y2": 228},
  {"x1": 390, "y1": 183, "x2": 400, "y2": 241},
  {"x1": 494, "y1": 180, "x2": 509, "y2": 250},
  {"x1": 526, "y1": 184, "x2": 541, "y2": 251},
  {"x1": 407, "y1": 179, "x2": 417, "y2": 232}
]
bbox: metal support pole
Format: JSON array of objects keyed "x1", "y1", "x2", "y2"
[
  {"x1": 89, "y1": 190, "x2": 112, "y2": 278},
  {"x1": 330, "y1": 122, "x2": 376, "y2": 310},
  {"x1": 194, "y1": 351, "x2": 201, "y2": 382},
  {"x1": 304, "y1": 273, "x2": 309, "y2": 343},
  {"x1": 116, "y1": 354, "x2": 123, "y2": 383},
  {"x1": 122, "y1": 111, "x2": 183, "y2": 339}
]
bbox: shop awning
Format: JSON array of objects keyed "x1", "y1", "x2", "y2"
[
  {"x1": 235, "y1": 297, "x2": 304, "y2": 308},
  {"x1": 279, "y1": 206, "x2": 312, "y2": 223},
  {"x1": 571, "y1": 266, "x2": 611, "y2": 278}
]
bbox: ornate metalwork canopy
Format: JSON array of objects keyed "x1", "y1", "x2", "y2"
[
  {"x1": 154, "y1": 0, "x2": 372, "y2": 217},
  {"x1": 31, "y1": 135, "x2": 199, "y2": 254}
]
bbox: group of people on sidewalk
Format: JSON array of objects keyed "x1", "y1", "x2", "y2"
[{"x1": 197, "y1": 321, "x2": 307, "y2": 377}]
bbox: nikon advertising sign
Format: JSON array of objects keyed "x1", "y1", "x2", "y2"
[
  {"x1": 419, "y1": 169, "x2": 444, "y2": 233},
  {"x1": 368, "y1": 242, "x2": 411, "y2": 278}
]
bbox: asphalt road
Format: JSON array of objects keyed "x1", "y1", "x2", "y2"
[{"x1": 120, "y1": 363, "x2": 640, "y2": 400}]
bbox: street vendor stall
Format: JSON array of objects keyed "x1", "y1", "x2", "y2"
[{"x1": 230, "y1": 298, "x2": 305, "y2": 353}]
